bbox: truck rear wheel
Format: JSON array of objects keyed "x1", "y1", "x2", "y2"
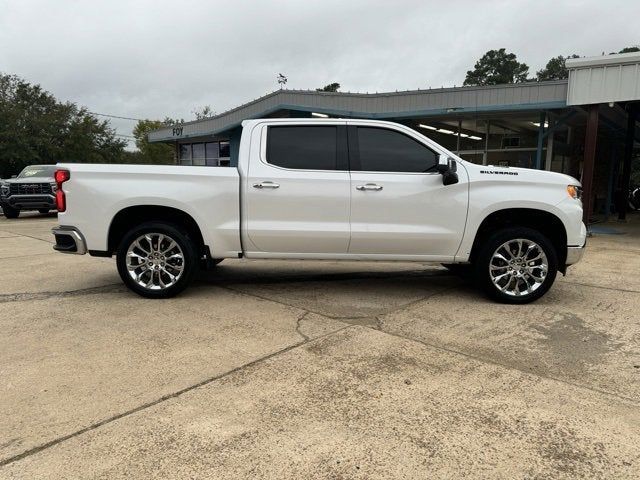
[
  {"x1": 474, "y1": 227, "x2": 558, "y2": 304},
  {"x1": 116, "y1": 222, "x2": 198, "y2": 298}
]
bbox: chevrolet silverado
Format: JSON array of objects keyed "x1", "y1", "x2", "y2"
[{"x1": 51, "y1": 119, "x2": 586, "y2": 303}]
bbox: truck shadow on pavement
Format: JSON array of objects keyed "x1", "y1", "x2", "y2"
[{"x1": 193, "y1": 264, "x2": 483, "y2": 320}]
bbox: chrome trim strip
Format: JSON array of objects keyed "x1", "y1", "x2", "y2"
[{"x1": 51, "y1": 227, "x2": 87, "y2": 255}]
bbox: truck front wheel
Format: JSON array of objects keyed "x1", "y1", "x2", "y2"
[
  {"x1": 116, "y1": 222, "x2": 198, "y2": 298},
  {"x1": 2, "y1": 205, "x2": 20, "y2": 219},
  {"x1": 474, "y1": 227, "x2": 558, "y2": 304}
]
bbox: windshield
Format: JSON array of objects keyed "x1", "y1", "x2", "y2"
[{"x1": 18, "y1": 165, "x2": 57, "y2": 178}]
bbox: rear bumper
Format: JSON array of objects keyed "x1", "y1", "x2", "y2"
[{"x1": 52, "y1": 226, "x2": 87, "y2": 255}]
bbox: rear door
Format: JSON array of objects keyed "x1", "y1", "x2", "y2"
[
  {"x1": 244, "y1": 122, "x2": 351, "y2": 254},
  {"x1": 348, "y1": 123, "x2": 468, "y2": 258}
]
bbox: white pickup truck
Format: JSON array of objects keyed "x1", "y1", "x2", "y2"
[{"x1": 51, "y1": 118, "x2": 586, "y2": 303}]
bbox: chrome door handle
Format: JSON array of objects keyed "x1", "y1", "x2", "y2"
[
  {"x1": 253, "y1": 181, "x2": 280, "y2": 189},
  {"x1": 356, "y1": 183, "x2": 383, "y2": 191}
]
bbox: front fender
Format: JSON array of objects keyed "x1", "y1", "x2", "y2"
[{"x1": 455, "y1": 199, "x2": 575, "y2": 262}]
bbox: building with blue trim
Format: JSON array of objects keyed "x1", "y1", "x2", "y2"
[{"x1": 149, "y1": 52, "x2": 640, "y2": 221}]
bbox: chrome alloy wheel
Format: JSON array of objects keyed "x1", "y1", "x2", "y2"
[
  {"x1": 125, "y1": 233, "x2": 184, "y2": 290},
  {"x1": 489, "y1": 238, "x2": 548, "y2": 297}
]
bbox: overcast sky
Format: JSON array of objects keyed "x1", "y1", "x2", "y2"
[{"x1": 1, "y1": 0, "x2": 639, "y2": 147}]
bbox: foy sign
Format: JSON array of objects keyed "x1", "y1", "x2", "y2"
[{"x1": 172, "y1": 126, "x2": 184, "y2": 137}]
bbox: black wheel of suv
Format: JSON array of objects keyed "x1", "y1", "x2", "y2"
[
  {"x1": 2, "y1": 205, "x2": 19, "y2": 219},
  {"x1": 38, "y1": 208, "x2": 50, "y2": 214},
  {"x1": 116, "y1": 222, "x2": 199, "y2": 299},
  {"x1": 474, "y1": 227, "x2": 558, "y2": 304}
]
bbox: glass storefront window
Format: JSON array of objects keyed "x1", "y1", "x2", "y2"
[
  {"x1": 178, "y1": 141, "x2": 230, "y2": 166},
  {"x1": 179, "y1": 144, "x2": 191, "y2": 166},
  {"x1": 219, "y1": 141, "x2": 230, "y2": 159},
  {"x1": 192, "y1": 143, "x2": 205, "y2": 166},
  {"x1": 205, "y1": 143, "x2": 219, "y2": 166},
  {"x1": 205, "y1": 142, "x2": 219, "y2": 159}
]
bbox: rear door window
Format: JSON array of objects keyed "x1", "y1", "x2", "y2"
[{"x1": 267, "y1": 126, "x2": 338, "y2": 170}]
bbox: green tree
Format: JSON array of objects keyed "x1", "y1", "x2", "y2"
[
  {"x1": 619, "y1": 46, "x2": 640, "y2": 53},
  {"x1": 316, "y1": 82, "x2": 340, "y2": 92},
  {"x1": 0, "y1": 73, "x2": 126, "y2": 177},
  {"x1": 463, "y1": 49, "x2": 529, "y2": 86},
  {"x1": 536, "y1": 54, "x2": 580, "y2": 81},
  {"x1": 132, "y1": 119, "x2": 176, "y2": 164},
  {"x1": 192, "y1": 105, "x2": 215, "y2": 120}
]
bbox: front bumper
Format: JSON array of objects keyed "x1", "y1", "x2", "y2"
[
  {"x1": 566, "y1": 243, "x2": 586, "y2": 266},
  {"x1": 3, "y1": 194, "x2": 56, "y2": 210},
  {"x1": 52, "y1": 227, "x2": 87, "y2": 255}
]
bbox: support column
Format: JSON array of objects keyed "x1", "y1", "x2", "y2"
[
  {"x1": 545, "y1": 130, "x2": 554, "y2": 171},
  {"x1": 482, "y1": 122, "x2": 490, "y2": 165},
  {"x1": 618, "y1": 104, "x2": 637, "y2": 221},
  {"x1": 456, "y1": 119, "x2": 461, "y2": 154},
  {"x1": 535, "y1": 111, "x2": 546, "y2": 169},
  {"x1": 582, "y1": 105, "x2": 599, "y2": 225},
  {"x1": 605, "y1": 143, "x2": 617, "y2": 220}
]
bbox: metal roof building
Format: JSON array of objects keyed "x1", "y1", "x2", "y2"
[
  {"x1": 148, "y1": 80, "x2": 569, "y2": 142},
  {"x1": 150, "y1": 52, "x2": 640, "y2": 222}
]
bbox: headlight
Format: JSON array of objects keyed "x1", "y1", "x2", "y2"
[
  {"x1": 0, "y1": 184, "x2": 9, "y2": 197},
  {"x1": 567, "y1": 185, "x2": 582, "y2": 201}
]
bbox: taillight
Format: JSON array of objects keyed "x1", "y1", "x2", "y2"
[
  {"x1": 55, "y1": 170, "x2": 69, "y2": 184},
  {"x1": 55, "y1": 169, "x2": 70, "y2": 212}
]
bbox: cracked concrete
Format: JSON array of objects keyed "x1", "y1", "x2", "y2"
[{"x1": 1, "y1": 211, "x2": 639, "y2": 478}]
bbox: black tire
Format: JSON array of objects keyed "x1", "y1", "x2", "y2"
[
  {"x1": 116, "y1": 221, "x2": 199, "y2": 299},
  {"x1": 38, "y1": 208, "x2": 50, "y2": 214},
  {"x1": 474, "y1": 227, "x2": 558, "y2": 304},
  {"x1": 2, "y1": 205, "x2": 19, "y2": 219}
]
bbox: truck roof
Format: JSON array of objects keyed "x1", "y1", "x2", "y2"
[{"x1": 240, "y1": 118, "x2": 403, "y2": 128}]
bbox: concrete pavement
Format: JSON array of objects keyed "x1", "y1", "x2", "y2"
[{"x1": 1, "y1": 212, "x2": 638, "y2": 478}]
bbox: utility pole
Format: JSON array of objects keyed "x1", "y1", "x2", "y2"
[{"x1": 619, "y1": 104, "x2": 638, "y2": 221}]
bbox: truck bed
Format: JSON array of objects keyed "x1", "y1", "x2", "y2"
[{"x1": 56, "y1": 163, "x2": 242, "y2": 257}]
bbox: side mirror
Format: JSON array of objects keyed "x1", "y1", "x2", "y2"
[{"x1": 437, "y1": 155, "x2": 459, "y2": 186}]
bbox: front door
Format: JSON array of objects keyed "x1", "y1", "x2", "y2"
[
  {"x1": 245, "y1": 123, "x2": 351, "y2": 254},
  {"x1": 348, "y1": 124, "x2": 468, "y2": 258}
]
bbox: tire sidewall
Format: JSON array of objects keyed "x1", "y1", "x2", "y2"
[
  {"x1": 474, "y1": 227, "x2": 558, "y2": 304},
  {"x1": 1, "y1": 205, "x2": 20, "y2": 218},
  {"x1": 116, "y1": 222, "x2": 198, "y2": 298}
]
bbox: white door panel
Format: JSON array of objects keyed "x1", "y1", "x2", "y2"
[
  {"x1": 349, "y1": 171, "x2": 468, "y2": 256},
  {"x1": 246, "y1": 170, "x2": 350, "y2": 252}
]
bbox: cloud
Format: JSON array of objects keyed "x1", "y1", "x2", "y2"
[{"x1": 1, "y1": 0, "x2": 638, "y2": 145}]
